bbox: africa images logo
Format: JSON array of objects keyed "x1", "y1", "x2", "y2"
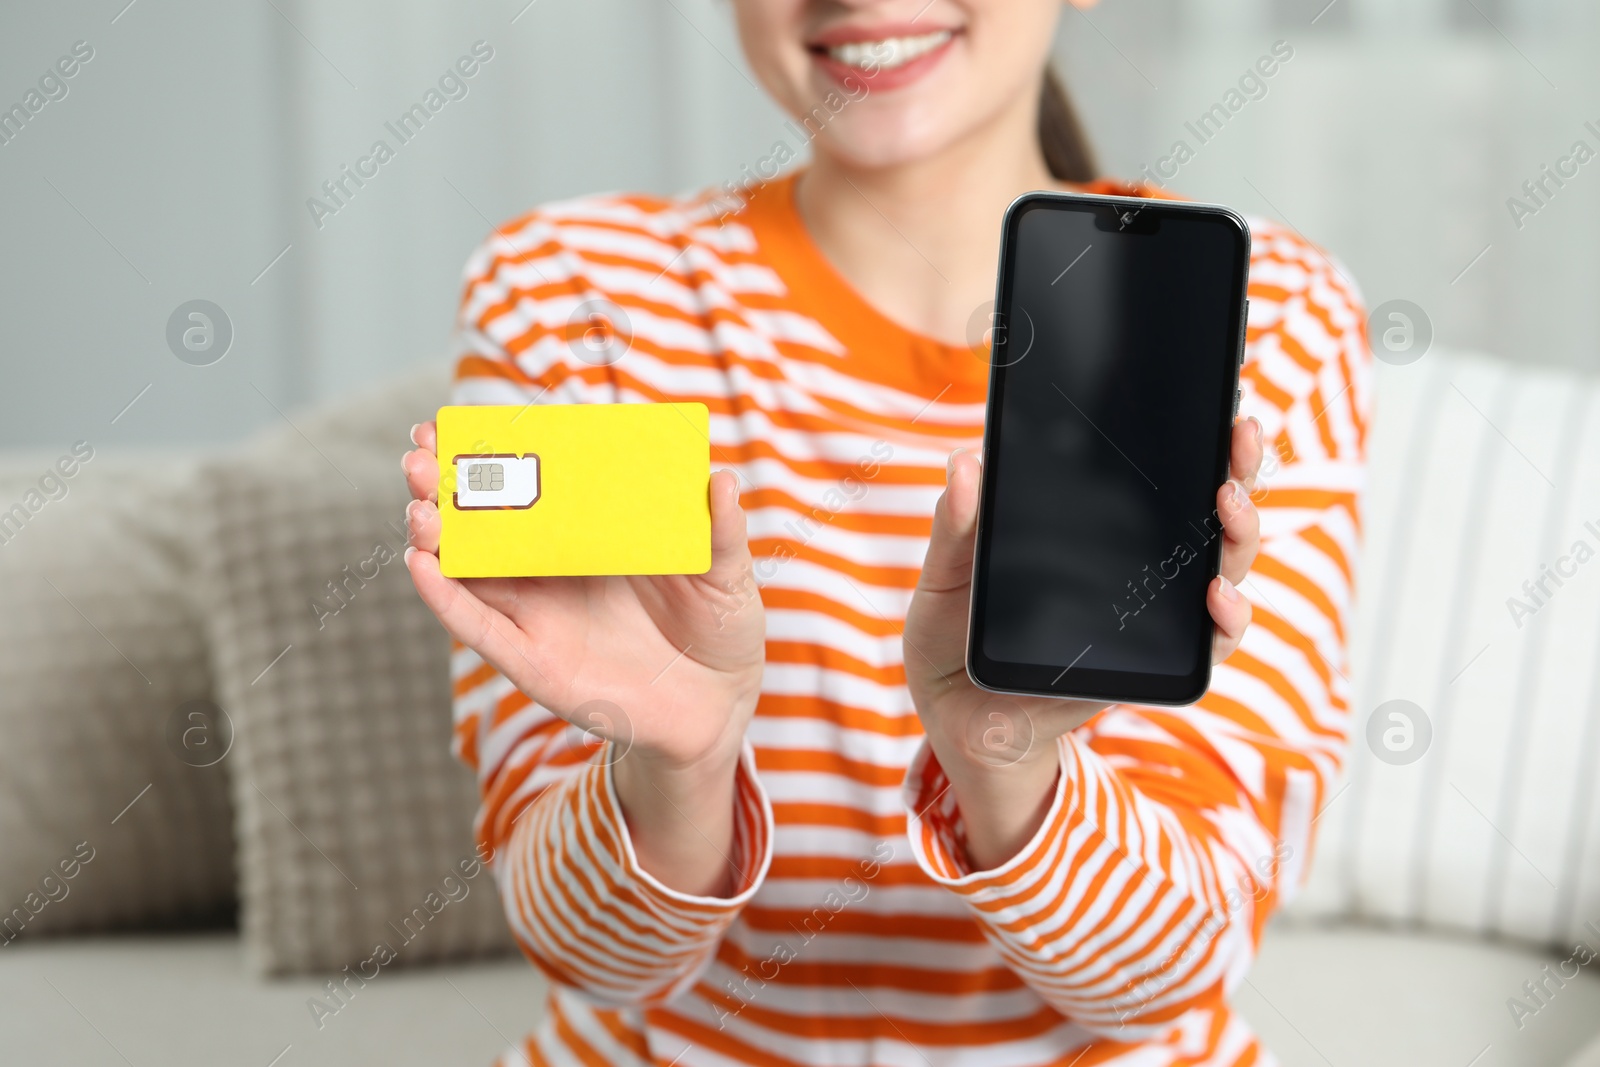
[{"x1": 1366, "y1": 699, "x2": 1432, "y2": 766}]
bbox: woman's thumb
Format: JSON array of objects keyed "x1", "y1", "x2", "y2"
[
  {"x1": 706, "y1": 468, "x2": 751, "y2": 579},
  {"x1": 917, "y1": 448, "x2": 981, "y2": 594}
]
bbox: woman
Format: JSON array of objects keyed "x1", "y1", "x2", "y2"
[{"x1": 401, "y1": 1, "x2": 1370, "y2": 1063}]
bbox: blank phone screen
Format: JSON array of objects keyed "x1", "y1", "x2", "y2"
[{"x1": 972, "y1": 197, "x2": 1247, "y2": 700}]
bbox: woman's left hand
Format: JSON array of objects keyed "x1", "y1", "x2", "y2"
[{"x1": 901, "y1": 417, "x2": 1265, "y2": 870}]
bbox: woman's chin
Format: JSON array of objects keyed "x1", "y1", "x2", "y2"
[{"x1": 808, "y1": 114, "x2": 965, "y2": 175}]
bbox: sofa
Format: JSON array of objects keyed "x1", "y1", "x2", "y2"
[{"x1": 4, "y1": 347, "x2": 1600, "y2": 1066}]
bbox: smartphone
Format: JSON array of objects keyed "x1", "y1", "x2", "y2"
[{"x1": 967, "y1": 191, "x2": 1251, "y2": 705}]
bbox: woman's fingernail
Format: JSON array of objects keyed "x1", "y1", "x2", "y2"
[
  {"x1": 406, "y1": 499, "x2": 420, "y2": 523},
  {"x1": 401, "y1": 452, "x2": 411, "y2": 476},
  {"x1": 1249, "y1": 416, "x2": 1263, "y2": 447},
  {"x1": 1219, "y1": 576, "x2": 1240, "y2": 602},
  {"x1": 404, "y1": 546, "x2": 417, "y2": 565},
  {"x1": 1229, "y1": 481, "x2": 1246, "y2": 512},
  {"x1": 409, "y1": 424, "x2": 423, "y2": 447},
  {"x1": 948, "y1": 448, "x2": 966, "y2": 479}
]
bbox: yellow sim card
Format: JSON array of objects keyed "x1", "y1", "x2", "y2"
[{"x1": 436, "y1": 403, "x2": 711, "y2": 578}]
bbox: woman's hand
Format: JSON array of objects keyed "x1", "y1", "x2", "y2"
[
  {"x1": 402, "y1": 421, "x2": 765, "y2": 896},
  {"x1": 902, "y1": 418, "x2": 1265, "y2": 871}
]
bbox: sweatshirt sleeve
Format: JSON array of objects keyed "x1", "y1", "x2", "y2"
[
  {"x1": 903, "y1": 217, "x2": 1372, "y2": 1041},
  {"x1": 489, "y1": 718, "x2": 773, "y2": 1005},
  {"x1": 447, "y1": 214, "x2": 776, "y2": 1004}
]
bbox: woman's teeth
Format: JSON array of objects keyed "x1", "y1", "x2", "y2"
[{"x1": 826, "y1": 30, "x2": 952, "y2": 72}]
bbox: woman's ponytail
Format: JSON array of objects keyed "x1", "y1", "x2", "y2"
[{"x1": 1038, "y1": 68, "x2": 1097, "y2": 183}]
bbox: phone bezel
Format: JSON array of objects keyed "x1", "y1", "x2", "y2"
[{"x1": 966, "y1": 189, "x2": 1252, "y2": 707}]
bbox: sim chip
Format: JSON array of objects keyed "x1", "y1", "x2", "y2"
[{"x1": 452, "y1": 453, "x2": 540, "y2": 510}]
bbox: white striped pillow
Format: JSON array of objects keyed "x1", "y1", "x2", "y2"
[{"x1": 1291, "y1": 347, "x2": 1600, "y2": 949}]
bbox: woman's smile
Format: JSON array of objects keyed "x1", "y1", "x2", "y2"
[{"x1": 806, "y1": 23, "x2": 960, "y2": 92}]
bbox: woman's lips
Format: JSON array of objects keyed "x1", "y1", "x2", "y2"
[{"x1": 808, "y1": 28, "x2": 958, "y2": 93}]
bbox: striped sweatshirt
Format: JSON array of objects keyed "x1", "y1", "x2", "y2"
[{"x1": 448, "y1": 171, "x2": 1371, "y2": 1066}]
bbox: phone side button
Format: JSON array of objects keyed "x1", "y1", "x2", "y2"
[
  {"x1": 1233, "y1": 389, "x2": 1242, "y2": 417},
  {"x1": 1238, "y1": 299, "x2": 1250, "y2": 366}
]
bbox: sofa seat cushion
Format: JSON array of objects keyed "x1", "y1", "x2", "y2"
[
  {"x1": 5, "y1": 923, "x2": 1599, "y2": 1065},
  {"x1": 1244, "y1": 922, "x2": 1600, "y2": 1066},
  {"x1": 0, "y1": 931, "x2": 544, "y2": 1067}
]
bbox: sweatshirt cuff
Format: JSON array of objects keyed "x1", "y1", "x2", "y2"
[
  {"x1": 901, "y1": 731, "x2": 1087, "y2": 902},
  {"x1": 495, "y1": 739, "x2": 775, "y2": 1004},
  {"x1": 600, "y1": 740, "x2": 775, "y2": 912}
]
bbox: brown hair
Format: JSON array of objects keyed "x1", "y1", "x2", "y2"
[{"x1": 1038, "y1": 68, "x2": 1097, "y2": 183}]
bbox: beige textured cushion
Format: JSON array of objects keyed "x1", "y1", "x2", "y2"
[
  {"x1": 0, "y1": 454, "x2": 233, "y2": 940},
  {"x1": 190, "y1": 367, "x2": 515, "y2": 975}
]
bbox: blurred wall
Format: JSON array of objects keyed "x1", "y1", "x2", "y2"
[{"x1": 0, "y1": 0, "x2": 1595, "y2": 449}]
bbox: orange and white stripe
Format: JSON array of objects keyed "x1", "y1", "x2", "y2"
[{"x1": 448, "y1": 172, "x2": 1371, "y2": 1066}]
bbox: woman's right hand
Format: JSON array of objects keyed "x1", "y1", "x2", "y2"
[{"x1": 401, "y1": 421, "x2": 766, "y2": 776}]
